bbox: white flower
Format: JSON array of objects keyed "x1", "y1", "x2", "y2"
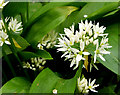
[
  {"x1": 94, "y1": 43, "x2": 110, "y2": 63},
  {"x1": 89, "y1": 37, "x2": 93, "y2": 43},
  {"x1": 78, "y1": 77, "x2": 99, "y2": 94},
  {"x1": 79, "y1": 20, "x2": 92, "y2": 34},
  {"x1": 93, "y1": 39, "x2": 98, "y2": 45},
  {"x1": 0, "y1": 30, "x2": 10, "y2": 46},
  {"x1": 23, "y1": 57, "x2": 46, "y2": 71},
  {"x1": 0, "y1": 0, "x2": 9, "y2": 9},
  {"x1": 64, "y1": 24, "x2": 75, "y2": 44},
  {"x1": 8, "y1": 17, "x2": 23, "y2": 33},
  {"x1": 0, "y1": 19, "x2": 5, "y2": 30},
  {"x1": 38, "y1": 30, "x2": 58, "y2": 50},
  {"x1": 74, "y1": 30, "x2": 80, "y2": 43},
  {"x1": 100, "y1": 37, "x2": 112, "y2": 49},
  {"x1": 37, "y1": 43, "x2": 43, "y2": 50},
  {"x1": 77, "y1": 77, "x2": 89, "y2": 93},
  {"x1": 53, "y1": 89, "x2": 57, "y2": 94},
  {"x1": 93, "y1": 23, "x2": 107, "y2": 39},
  {"x1": 88, "y1": 79, "x2": 99, "y2": 92},
  {"x1": 72, "y1": 40, "x2": 90, "y2": 70},
  {"x1": 0, "y1": 17, "x2": 10, "y2": 31}
]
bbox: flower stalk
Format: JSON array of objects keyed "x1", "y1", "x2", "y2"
[
  {"x1": 2, "y1": 15, "x2": 30, "y2": 80},
  {"x1": 2, "y1": 48, "x2": 16, "y2": 77}
]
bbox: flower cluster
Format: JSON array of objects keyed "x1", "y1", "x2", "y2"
[
  {"x1": 0, "y1": 17, "x2": 23, "y2": 46},
  {"x1": 8, "y1": 17, "x2": 23, "y2": 33},
  {"x1": 55, "y1": 20, "x2": 112, "y2": 70},
  {"x1": 77, "y1": 77, "x2": 99, "y2": 93},
  {"x1": 37, "y1": 30, "x2": 58, "y2": 50},
  {"x1": 0, "y1": 0, "x2": 9, "y2": 9},
  {"x1": 23, "y1": 57, "x2": 46, "y2": 71}
]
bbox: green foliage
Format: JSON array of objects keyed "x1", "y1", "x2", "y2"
[
  {"x1": 98, "y1": 85, "x2": 117, "y2": 94},
  {"x1": 18, "y1": 50, "x2": 53, "y2": 61},
  {"x1": 0, "y1": 77, "x2": 31, "y2": 93},
  {"x1": 2, "y1": 2, "x2": 27, "y2": 17},
  {"x1": 1, "y1": 2, "x2": 120, "y2": 94},
  {"x1": 56, "y1": 2, "x2": 119, "y2": 34},
  {"x1": 29, "y1": 68, "x2": 76, "y2": 93},
  {"x1": 87, "y1": 22, "x2": 120, "y2": 75},
  {"x1": 24, "y1": 6, "x2": 78, "y2": 47}
]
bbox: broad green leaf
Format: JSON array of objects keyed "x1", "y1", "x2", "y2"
[
  {"x1": 2, "y1": 2, "x2": 27, "y2": 17},
  {"x1": 56, "y1": 2, "x2": 119, "y2": 34},
  {"x1": 28, "y1": 2, "x2": 42, "y2": 19},
  {"x1": 87, "y1": 23, "x2": 120, "y2": 75},
  {"x1": 75, "y1": 2, "x2": 119, "y2": 21},
  {"x1": 0, "y1": 35, "x2": 30, "y2": 58},
  {"x1": 18, "y1": 50, "x2": 53, "y2": 61},
  {"x1": 98, "y1": 85, "x2": 117, "y2": 94},
  {"x1": 29, "y1": 68, "x2": 76, "y2": 93},
  {"x1": 23, "y1": 2, "x2": 75, "y2": 32},
  {"x1": 24, "y1": 6, "x2": 78, "y2": 47},
  {"x1": 0, "y1": 77, "x2": 31, "y2": 93},
  {"x1": 1, "y1": 44, "x2": 12, "y2": 58},
  {"x1": 12, "y1": 35, "x2": 30, "y2": 51}
]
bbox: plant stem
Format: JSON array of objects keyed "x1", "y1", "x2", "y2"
[
  {"x1": 75, "y1": 61, "x2": 83, "y2": 78},
  {"x1": 2, "y1": 48, "x2": 16, "y2": 77},
  {"x1": 2, "y1": 15, "x2": 30, "y2": 80}
]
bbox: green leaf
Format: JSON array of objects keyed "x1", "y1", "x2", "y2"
[
  {"x1": 0, "y1": 77, "x2": 31, "y2": 93},
  {"x1": 18, "y1": 50, "x2": 53, "y2": 61},
  {"x1": 87, "y1": 23, "x2": 120, "y2": 75},
  {"x1": 98, "y1": 85, "x2": 117, "y2": 94},
  {"x1": 12, "y1": 35, "x2": 30, "y2": 51},
  {"x1": 28, "y1": 2, "x2": 42, "y2": 19},
  {"x1": 24, "y1": 6, "x2": 78, "y2": 47},
  {"x1": 0, "y1": 35, "x2": 30, "y2": 58},
  {"x1": 56, "y1": 2, "x2": 118, "y2": 34},
  {"x1": 23, "y1": 2, "x2": 75, "y2": 31},
  {"x1": 2, "y1": 2, "x2": 27, "y2": 17},
  {"x1": 75, "y1": 2, "x2": 119, "y2": 21},
  {"x1": 0, "y1": 44, "x2": 12, "y2": 58},
  {"x1": 29, "y1": 68, "x2": 76, "y2": 93}
]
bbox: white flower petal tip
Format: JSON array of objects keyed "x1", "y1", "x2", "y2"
[
  {"x1": 53, "y1": 89, "x2": 57, "y2": 94},
  {"x1": 84, "y1": 15, "x2": 88, "y2": 18}
]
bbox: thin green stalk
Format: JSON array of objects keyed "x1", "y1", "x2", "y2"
[
  {"x1": 2, "y1": 15, "x2": 30, "y2": 80},
  {"x1": 75, "y1": 61, "x2": 83, "y2": 78},
  {"x1": 2, "y1": 49, "x2": 16, "y2": 77}
]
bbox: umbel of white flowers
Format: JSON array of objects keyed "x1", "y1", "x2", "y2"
[
  {"x1": 0, "y1": 0, "x2": 9, "y2": 9},
  {"x1": 77, "y1": 76, "x2": 99, "y2": 93},
  {"x1": 55, "y1": 20, "x2": 112, "y2": 70},
  {"x1": 23, "y1": 57, "x2": 46, "y2": 71},
  {"x1": 37, "y1": 30, "x2": 58, "y2": 50},
  {"x1": 0, "y1": 17, "x2": 23, "y2": 46}
]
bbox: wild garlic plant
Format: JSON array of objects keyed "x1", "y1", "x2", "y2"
[
  {"x1": 0, "y1": 17, "x2": 23, "y2": 46},
  {"x1": 23, "y1": 30, "x2": 58, "y2": 71},
  {"x1": 55, "y1": 20, "x2": 112, "y2": 70}
]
